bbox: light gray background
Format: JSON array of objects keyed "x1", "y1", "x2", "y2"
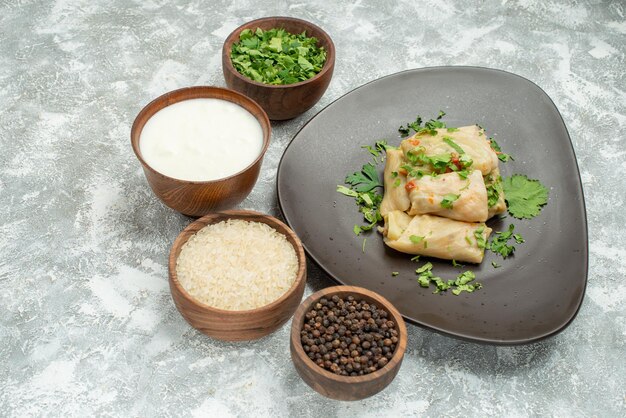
[{"x1": 1, "y1": 0, "x2": 625, "y2": 416}]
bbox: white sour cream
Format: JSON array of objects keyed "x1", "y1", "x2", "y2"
[{"x1": 139, "y1": 98, "x2": 264, "y2": 181}]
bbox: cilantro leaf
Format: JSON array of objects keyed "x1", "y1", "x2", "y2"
[{"x1": 502, "y1": 175, "x2": 549, "y2": 219}]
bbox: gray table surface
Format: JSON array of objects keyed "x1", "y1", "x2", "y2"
[{"x1": 1, "y1": 0, "x2": 625, "y2": 416}]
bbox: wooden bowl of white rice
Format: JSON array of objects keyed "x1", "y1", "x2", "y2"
[{"x1": 169, "y1": 210, "x2": 306, "y2": 341}]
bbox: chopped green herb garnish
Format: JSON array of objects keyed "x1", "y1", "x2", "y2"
[
  {"x1": 409, "y1": 235, "x2": 425, "y2": 245},
  {"x1": 361, "y1": 140, "x2": 390, "y2": 163},
  {"x1": 410, "y1": 255, "x2": 421, "y2": 262},
  {"x1": 398, "y1": 111, "x2": 448, "y2": 137},
  {"x1": 502, "y1": 174, "x2": 549, "y2": 219},
  {"x1": 486, "y1": 175, "x2": 503, "y2": 208},
  {"x1": 492, "y1": 261, "x2": 501, "y2": 268},
  {"x1": 391, "y1": 271, "x2": 399, "y2": 277},
  {"x1": 447, "y1": 127, "x2": 460, "y2": 132},
  {"x1": 362, "y1": 238, "x2": 367, "y2": 252},
  {"x1": 336, "y1": 185, "x2": 358, "y2": 197},
  {"x1": 393, "y1": 178, "x2": 401, "y2": 187},
  {"x1": 230, "y1": 28, "x2": 327, "y2": 85},
  {"x1": 391, "y1": 171, "x2": 398, "y2": 178},
  {"x1": 474, "y1": 226, "x2": 487, "y2": 249},
  {"x1": 452, "y1": 259, "x2": 464, "y2": 268},
  {"x1": 443, "y1": 136, "x2": 465, "y2": 154},
  {"x1": 489, "y1": 138, "x2": 513, "y2": 162},
  {"x1": 440, "y1": 193, "x2": 460, "y2": 209},
  {"x1": 415, "y1": 262, "x2": 433, "y2": 274},
  {"x1": 489, "y1": 224, "x2": 521, "y2": 258},
  {"x1": 415, "y1": 264, "x2": 481, "y2": 295}
]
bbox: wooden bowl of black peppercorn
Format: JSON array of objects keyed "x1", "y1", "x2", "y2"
[{"x1": 290, "y1": 285, "x2": 408, "y2": 400}]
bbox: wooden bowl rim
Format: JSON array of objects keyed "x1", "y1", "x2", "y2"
[
  {"x1": 222, "y1": 16, "x2": 336, "y2": 90},
  {"x1": 169, "y1": 210, "x2": 307, "y2": 317},
  {"x1": 291, "y1": 285, "x2": 408, "y2": 384},
  {"x1": 130, "y1": 86, "x2": 271, "y2": 185}
]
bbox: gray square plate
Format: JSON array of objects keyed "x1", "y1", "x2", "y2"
[{"x1": 277, "y1": 67, "x2": 588, "y2": 345}]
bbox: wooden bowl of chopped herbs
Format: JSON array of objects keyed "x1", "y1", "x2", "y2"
[{"x1": 222, "y1": 16, "x2": 335, "y2": 120}]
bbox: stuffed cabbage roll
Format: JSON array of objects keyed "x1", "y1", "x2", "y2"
[
  {"x1": 400, "y1": 125, "x2": 498, "y2": 176},
  {"x1": 383, "y1": 212, "x2": 492, "y2": 263},
  {"x1": 406, "y1": 170, "x2": 488, "y2": 222},
  {"x1": 380, "y1": 149, "x2": 411, "y2": 217}
]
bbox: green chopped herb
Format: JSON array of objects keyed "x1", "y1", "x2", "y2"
[
  {"x1": 415, "y1": 263, "x2": 481, "y2": 295},
  {"x1": 440, "y1": 193, "x2": 460, "y2": 209},
  {"x1": 489, "y1": 224, "x2": 521, "y2": 258},
  {"x1": 353, "y1": 224, "x2": 362, "y2": 236},
  {"x1": 486, "y1": 175, "x2": 503, "y2": 208},
  {"x1": 474, "y1": 226, "x2": 487, "y2": 249},
  {"x1": 362, "y1": 238, "x2": 367, "y2": 253},
  {"x1": 230, "y1": 28, "x2": 327, "y2": 85},
  {"x1": 391, "y1": 171, "x2": 398, "y2": 178},
  {"x1": 465, "y1": 235, "x2": 473, "y2": 245},
  {"x1": 443, "y1": 136, "x2": 465, "y2": 154},
  {"x1": 489, "y1": 138, "x2": 513, "y2": 162},
  {"x1": 409, "y1": 235, "x2": 425, "y2": 245},
  {"x1": 398, "y1": 111, "x2": 448, "y2": 137},
  {"x1": 451, "y1": 271, "x2": 482, "y2": 295},
  {"x1": 447, "y1": 127, "x2": 460, "y2": 132},
  {"x1": 393, "y1": 178, "x2": 401, "y2": 187},
  {"x1": 391, "y1": 271, "x2": 399, "y2": 277},
  {"x1": 415, "y1": 262, "x2": 433, "y2": 274},
  {"x1": 361, "y1": 140, "x2": 390, "y2": 163},
  {"x1": 457, "y1": 170, "x2": 470, "y2": 180},
  {"x1": 336, "y1": 185, "x2": 358, "y2": 197},
  {"x1": 452, "y1": 259, "x2": 464, "y2": 268},
  {"x1": 492, "y1": 261, "x2": 501, "y2": 268},
  {"x1": 502, "y1": 174, "x2": 549, "y2": 219},
  {"x1": 410, "y1": 255, "x2": 421, "y2": 262}
]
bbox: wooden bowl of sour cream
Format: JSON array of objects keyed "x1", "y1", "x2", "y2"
[{"x1": 131, "y1": 86, "x2": 271, "y2": 217}]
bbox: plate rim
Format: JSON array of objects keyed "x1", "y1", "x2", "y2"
[{"x1": 277, "y1": 65, "x2": 589, "y2": 345}]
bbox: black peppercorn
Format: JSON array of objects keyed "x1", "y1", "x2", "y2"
[{"x1": 300, "y1": 294, "x2": 399, "y2": 376}]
